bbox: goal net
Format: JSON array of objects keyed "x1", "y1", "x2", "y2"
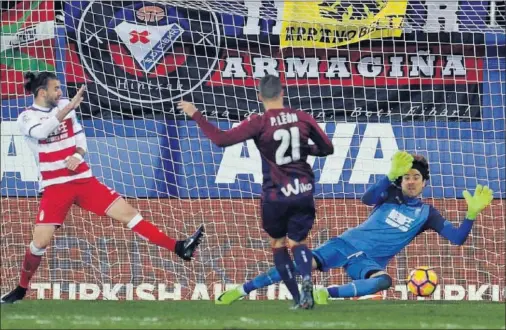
[{"x1": 1, "y1": 0, "x2": 504, "y2": 301}]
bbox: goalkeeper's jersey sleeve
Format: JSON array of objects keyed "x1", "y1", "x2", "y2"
[{"x1": 339, "y1": 185, "x2": 430, "y2": 259}]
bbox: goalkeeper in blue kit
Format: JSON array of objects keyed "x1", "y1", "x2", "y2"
[{"x1": 216, "y1": 151, "x2": 494, "y2": 304}]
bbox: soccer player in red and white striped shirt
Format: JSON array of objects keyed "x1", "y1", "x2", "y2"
[{"x1": 1, "y1": 72, "x2": 204, "y2": 304}]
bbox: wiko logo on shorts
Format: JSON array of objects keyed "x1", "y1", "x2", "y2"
[{"x1": 281, "y1": 179, "x2": 313, "y2": 197}]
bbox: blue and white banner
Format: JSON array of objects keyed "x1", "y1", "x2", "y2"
[{"x1": 2, "y1": 118, "x2": 504, "y2": 198}]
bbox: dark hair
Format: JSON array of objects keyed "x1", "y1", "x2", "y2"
[
  {"x1": 259, "y1": 74, "x2": 282, "y2": 100},
  {"x1": 395, "y1": 154, "x2": 430, "y2": 185},
  {"x1": 24, "y1": 71, "x2": 58, "y2": 96}
]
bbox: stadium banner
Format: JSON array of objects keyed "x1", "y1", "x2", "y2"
[
  {"x1": 280, "y1": 0, "x2": 408, "y2": 48},
  {"x1": 2, "y1": 119, "x2": 505, "y2": 199},
  {"x1": 0, "y1": 0, "x2": 56, "y2": 100},
  {"x1": 61, "y1": 0, "x2": 504, "y2": 121},
  {"x1": 1, "y1": 198, "x2": 504, "y2": 301}
]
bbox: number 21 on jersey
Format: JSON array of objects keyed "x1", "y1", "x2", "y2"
[{"x1": 274, "y1": 127, "x2": 300, "y2": 165}]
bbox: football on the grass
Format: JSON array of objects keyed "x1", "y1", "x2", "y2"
[{"x1": 407, "y1": 266, "x2": 438, "y2": 297}]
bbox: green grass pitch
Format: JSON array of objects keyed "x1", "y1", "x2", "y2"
[{"x1": 1, "y1": 300, "x2": 505, "y2": 329}]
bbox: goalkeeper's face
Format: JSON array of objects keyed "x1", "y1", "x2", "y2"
[{"x1": 401, "y1": 169, "x2": 426, "y2": 198}]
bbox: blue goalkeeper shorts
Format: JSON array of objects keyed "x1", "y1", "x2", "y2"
[{"x1": 312, "y1": 237, "x2": 387, "y2": 280}]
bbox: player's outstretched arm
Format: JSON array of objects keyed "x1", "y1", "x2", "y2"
[
  {"x1": 361, "y1": 150, "x2": 413, "y2": 205},
  {"x1": 425, "y1": 185, "x2": 494, "y2": 245},
  {"x1": 178, "y1": 101, "x2": 260, "y2": 147},
  {"x1": 55, "y1": 85, "x2": 86, "y2": 122},
  {"x1": 17, "y1": 85, "x2": 86, "y2": 140}
]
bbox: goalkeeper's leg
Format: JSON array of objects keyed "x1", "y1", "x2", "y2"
[
  {"x1": 314, "y1": 258, "x2": 392, "y2": 304},
  {"x1": 216, "y1": 236, "x2": 371, "y2": 305},
  {"x1": 216, "y1": 257, "x2": 319, "y2": 305},
  {"x1": 1, "y1": 225, "x2": 55, "y2": 304},
  {"x1": 314, "y1": 272, "x2": 392, "y2": 303},
  {"x1": 105, "y1": 197, "x2": 204, "y2": 261}
]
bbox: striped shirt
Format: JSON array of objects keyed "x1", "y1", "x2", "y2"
[{"x1": 17, "y1": 99, "x2": 91, "y2": 190}]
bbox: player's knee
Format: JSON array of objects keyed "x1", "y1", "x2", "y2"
[
  {"x1": 270, "y1": 238, "x2": 285, "y2": 248},
  {"x1": 311, "y1": 258, "x2": 317, "y2": 270},
  {"x1": 287, "y1": 239, "x2": 301, "y2": 249},
  {"x1": 374, "y1": 274, "x2": 393, "y2": 290},
  {"x1": 123, "y1": 200, "x2": 139, "y2": 216},
  {"x1": 367, "y1": 270, "x2": 392, "y2": 290},
  {"x1": 108, "y1": 198, "x2": 139, "y2": 224},
  {"x1": 29, "y1": 241, "x2": 47, "y2": 256},
  {"x1": 32, "y1": 230, "x2": 53, "y2": 250},
  {"x1": 124, "y1": 208, "x2": 140, "y2": 221},
  {"x1": 312, "y1": 256, "x2": 322, "y2": 272}
]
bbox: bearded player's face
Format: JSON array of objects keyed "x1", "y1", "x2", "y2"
[{"x1": 42, "y1": 79, "x2": 63, "y2": 108}]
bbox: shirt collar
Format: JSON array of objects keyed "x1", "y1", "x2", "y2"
[
  {"x1": 31, "y1": 103, "x2": 50, "y2": 110},
  {"x1": 30, "y1": 103, "x2": 52, "y2": 112},
  {"x1": 403, "y1": 195, "x2": 423, "y2": 206}
]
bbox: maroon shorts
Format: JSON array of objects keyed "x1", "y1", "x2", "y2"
[
  {"x1": 261, "y1": 195, "x2": 315, "y2": 242},
  {"x1": 36, "y1": 177, "x2": 121, "y2": 226}
]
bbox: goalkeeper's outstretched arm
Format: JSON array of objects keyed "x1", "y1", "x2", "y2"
[
  {"x1": 361, "y1": 176, "x2": 393, "y2": 206},
  {"x1": 361, "y1": 151, "x2": 413, "y2": 206},
  {"x1": 424, "y1": 185, "x2": 494, "y2": 245}
]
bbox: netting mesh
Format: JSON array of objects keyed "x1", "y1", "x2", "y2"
[{"x1": 1, "y1": 0, "x2": 504, "y2": 301}]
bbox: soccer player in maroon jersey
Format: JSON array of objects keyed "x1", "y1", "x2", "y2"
[
  {"x1": 178, "y1": 74, "x2": 334, "y2": 309},
  {"x1": 1, "y1": 72, "x2": 204, "y2": 304}
]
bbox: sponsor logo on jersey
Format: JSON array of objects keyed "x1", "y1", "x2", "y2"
[
  {"x1": 40, "y1": 118, "x2": 74, "y2": 144},
  {"x1": 280, "y1": 178, "x2": 313, "y2": 197},
  {"x1": 385, "y1": 209, "x2": 415, "y2": 232}
]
